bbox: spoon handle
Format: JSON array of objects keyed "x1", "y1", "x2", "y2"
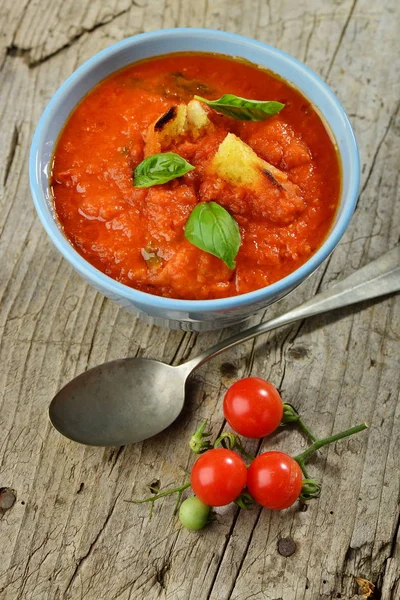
[{"x1": 182, "y1": 246, "x2": 400, "y2": 373}]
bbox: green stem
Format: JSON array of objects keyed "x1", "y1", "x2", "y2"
[
  {"x1": 125, "y1": 481, "x2": 191, "y2": 504},
  {"x1": 297, "y1": 419, "x2": 318, "y2": 443},
  {"x1": 235, "y1": 443, "x2": 256, "y2": 462},
  {"x1": 296, "y1": 460, "x2": 311, "y2": 479},
  {"x1": 294, "y1": 423, "x2": 368, "y2": 465}
]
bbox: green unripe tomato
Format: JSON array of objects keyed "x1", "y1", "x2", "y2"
[{"x1": 179, "y1": 496, "x2": 211, "y2": 531}]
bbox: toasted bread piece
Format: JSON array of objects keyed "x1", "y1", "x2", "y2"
[
  {"x1": 210, "y1": 133, "x2": 306, "y2": 225},
  {"x1": 186, "y1": 99, "x2": 211, "y2": 134},
  {"x1": 144, "y1": 100, "x2": 212, "y2": 156},
  {"x1": 211, "y1": 132, "x2": 289, "y2": 189}
]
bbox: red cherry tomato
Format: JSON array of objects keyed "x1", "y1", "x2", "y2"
[
  {"x1": 191, "y1": 448, "x2": 247, "y2": 506},
  {"x1": 247, "y1": 451, "x2": 303, "y2": 510},
  {"x1": 223, "y1": 377, "x2": 284, "y2": 438}
]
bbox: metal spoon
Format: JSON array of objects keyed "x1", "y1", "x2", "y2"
[{"x1": 49, "y1": 246, "x2": 400, "y2": 446}]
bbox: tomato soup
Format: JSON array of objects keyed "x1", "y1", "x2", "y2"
[{"x1": 51, "y1": 53, "x2": 341, "y2": 300}]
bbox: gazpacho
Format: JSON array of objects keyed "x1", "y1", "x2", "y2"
[{"x1": 51, "y1": 52, "x2": 341, "y2": 300}]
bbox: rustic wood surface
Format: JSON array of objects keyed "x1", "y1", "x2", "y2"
[{"x1": 0, "y1": 0, "x2": 399, "y2": 598}]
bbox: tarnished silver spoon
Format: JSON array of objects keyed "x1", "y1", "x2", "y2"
[{"x1": 49, "y1": 246, "x2": 400, "y2": 446}]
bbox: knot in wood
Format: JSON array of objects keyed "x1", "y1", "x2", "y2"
[
  {"x1": 277, "y1": 537, "x2": 296, "y2": 557},
  {"x1": 0, "y1": 487, "x2": 17, "y2": 512}
]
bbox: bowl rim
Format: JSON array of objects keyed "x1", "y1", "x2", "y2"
[{"x1": 29, "y1": 27, "x2": 360, "y2": 313}]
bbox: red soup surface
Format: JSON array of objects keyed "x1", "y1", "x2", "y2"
[{"x1": 51, "y1": 52, "x2": 341, "y2": 300}]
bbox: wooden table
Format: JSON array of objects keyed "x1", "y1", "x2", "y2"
[{"x1": 1, "y1": 1, "x2": 399, "y2": 598}]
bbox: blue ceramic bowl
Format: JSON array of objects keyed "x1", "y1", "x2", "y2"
[{"x1": 30, "y1": 28, "x2": 359, "y2": 331}]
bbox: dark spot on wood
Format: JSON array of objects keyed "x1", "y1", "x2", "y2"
[
  {"x1": 21, "y1": 501, "x2": 25, "y2": 505},
  {"x1": 0, "y1": 487, "x2": 17, "y2": 515},
  {"x1": 299, "y1": 502, "x2": 308, "y2": 512},
  {"x1": 370, "y1": 358, "x2": 376, "y2": 367},
  {"x1": 330, "y1": 511, "x2": 334, "y2": 515},
  {"x1": 263, "y1": 169, "x2": 284, "y2": 190},
  {"x1": 149, "y1": 479, "x2": 161, "y2": 494},
  {"x1": 277, "y1": 538, "x2": 296, "y2": 557},
  {"x1": 337, "y1": 594, "x2": 342, "y2": 598},
  {"x1": 288, "y1": 346, "x2": 309, "y2": 360},
  {"x1": 220, "y1": 362, "x2": 238, "y2": 378},
  {"x1": 154, "y1": 106, "x2": 177, "y2": 131},
  {"x1": 77, "y1": 483, "x2": 84, "y2": 494},
  {"x1": 323, "y1": 580, "x2": 327, "y2": 584},
  {"x1": 156, "y1": 561, "x2": 170, "y2": 589}
]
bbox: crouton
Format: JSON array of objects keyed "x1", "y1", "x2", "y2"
[
  {"x1": 144, "y1": 100, "x2": 212, "y2": 156},
  {"x1": 186, "y1": 99, "x2": 211, "y2": 134},
  {"x1": 210, "y1": 132, "x2": 289, "y2": 189},
  {"x1": 210, "y1": 133, "x2": 306, "y2": 225}
]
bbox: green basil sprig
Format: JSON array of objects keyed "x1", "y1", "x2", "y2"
[
  {"x1": 194, "y1": 94, "x2": 284, "y2": 121},
  {"x1": 133, "y1": 152, "x2": 195, "y2": 188},
  {"x1": 184, "y1": 202, "x2": 241, "y2": 269}
]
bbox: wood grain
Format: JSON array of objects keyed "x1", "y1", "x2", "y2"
[{"x1": 0, "y1": 1, "x2": 399, "y2": 599}]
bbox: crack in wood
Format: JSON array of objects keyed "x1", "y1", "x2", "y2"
[
  {"x1": 358, "y1": 100, "x2": 400, "y2": 201},
  {"x1": 108, "y1": 445, "x2": 125, "y2": 476},
  {"x1": 313, "y1": 251, "x2": 335, "y2": 296},
  {"x1": 207, "y1": 505, "x2": 262, "y2": 600},
  {"x1": 326, "y1": 0, "x2": 359, "y2": 79},
  {"x1": 303, "y1": 13, "x2": 317, "y2": 64},
  {"x1": 5, "y1": 3, "x2": 138, "y2": 69},
  {"x1": 63, "y1": 491, "x2": 121, "y2": 597},
  {"x1": 4, "y1": 125, "x2": 20, "y2": 187},
  {"x1": 170, "y1": 331, "x2": 196, "y2": 365},
  {"x1": 223, "y1": 509, "x2": 265, "y2": 600},
  {"x1": 85, "y1": 296, "x2": 108, "y2": 368}
]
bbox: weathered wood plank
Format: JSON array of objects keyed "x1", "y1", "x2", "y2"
[{"x1": 0, "y1": 1, "x2": 399, "y2": 599}]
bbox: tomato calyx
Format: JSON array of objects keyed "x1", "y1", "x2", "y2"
[
  {"x1": 189, "y1": 421, "x2": 213, "y2": 454},
  {"x1": 300, "y1": 479, "x2": 322, "y2": 501},
  {"x1": 281, "y1": 403, "x2": 300, "y2": 423},
  {"x1": 281, "y1": 403, "x2": 318, "y2": 443},
  {"x1": 235, "y1": 491, "x2": 255, "y2": 510}
]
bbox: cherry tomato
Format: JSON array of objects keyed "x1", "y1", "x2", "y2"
[
  {"x1": 247, "y1": 451, "x2": 303, "y2": 510},
  {"x1": 179, "y1": 497, "x2": 210, "y2": 531},
  {"x1": 223, "y1": 377, "x2": 284, "y2": 438},
  {"x1": 191, "y1": 448, "x2": 247, "y2": 506}
]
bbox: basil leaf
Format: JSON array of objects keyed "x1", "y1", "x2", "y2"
[
  {"x1": 134, "y1": 152, "x2": 195, "y2": 188},
  {"x1": 184, "y1": 202, "x2": 241, "y2": 269},
  {"x1": 194, "y1": 94, "x2": 284, "y2": 121}
]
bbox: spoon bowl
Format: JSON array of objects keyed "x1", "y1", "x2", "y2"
[{"x1": 50, "y1": 358, "x2": 187, "y2": 446}]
